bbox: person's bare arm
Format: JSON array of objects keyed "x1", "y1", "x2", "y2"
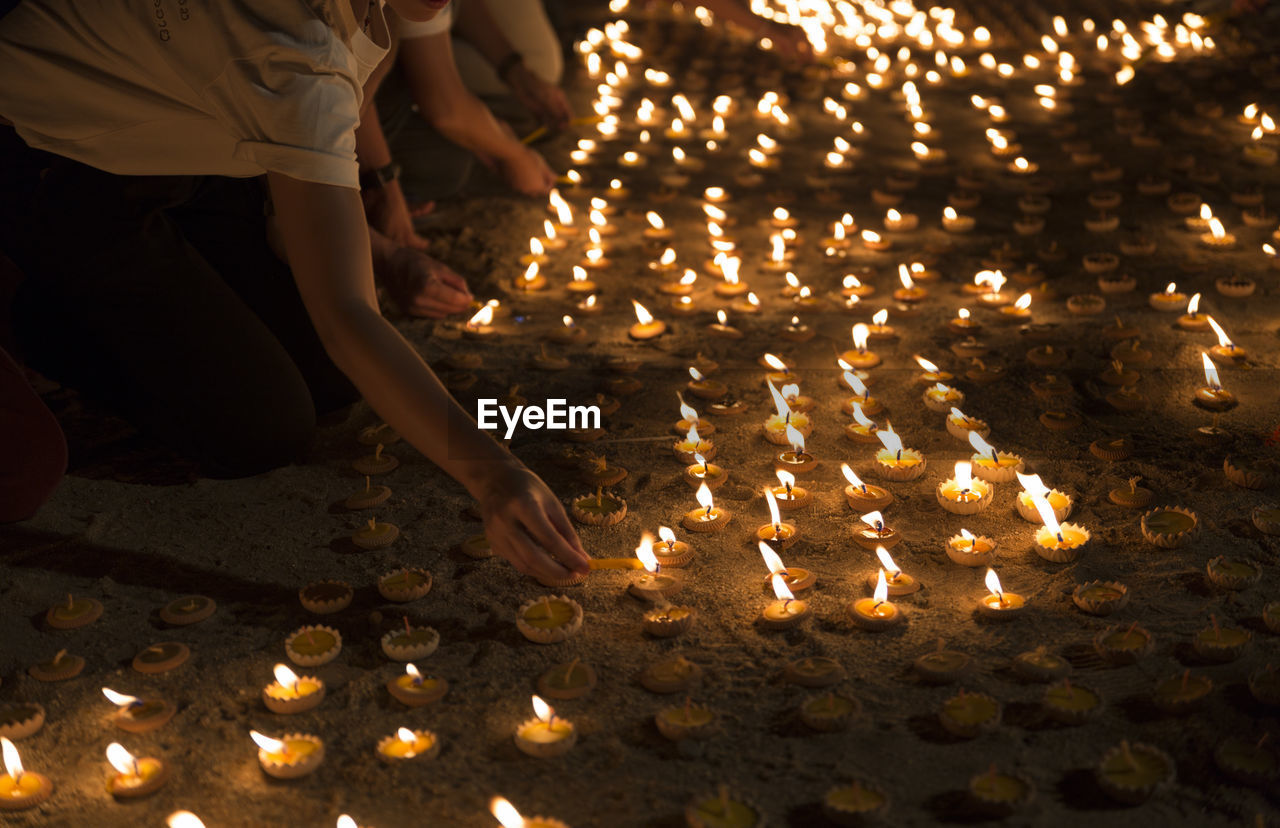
[
  {"x1": 399, "y1": 32, "x2": 555, "y2": 196},
  {"x1": 267, "y1": 172, "x2": 587, "y2": 578}
]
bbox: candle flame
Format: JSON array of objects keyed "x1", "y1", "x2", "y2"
[
  {"x1": 1014, "y1": 293, "x2": 1032, "y2": 311},
  {"x1": 944, "y1": 206, "x2": 958, "y2": 220},
  {"x1": 396, "y1": 727, "x2": 417, "y2": 744},
  {"x1": 861, "y1": 230, "x2": 882, "y2": 244},
  {"x1": 102, "y1": 687, "x2": 139, "y2": 708},
  {"x1": 679, "y1": 395, "x2": 699, "y2": 422},
  {"x1": 875, "y1": 423, "x2": 903, "y2": 454},
  {"x1": 531, "y1": 695, "x2": 554, "y2": 723},
  {"x1": 914, "y1": 355, "x2": 939, "y2": 373},
  {"x1": 873, "y1": 570, "x2": 889, "y2": 604},
  {"x1": 898, "y1": 263, "x2": 914, "y2": 290},
  {"x1": 852, "y1": 323, "x2": 869, "y2": 351},
  {"x1": 1205, "y1": 316, "x2": 1233, "y2": 349},
  {"x1": 1201, "y1": 352, "x2": 1221, "y2": 389},
  {"x1": 770, "y1": 572, "x2": 795, "y2": 602},
  {"x1": 645, "y1": 211, "x2": 665, "y2": 231},
  {"x1": 1199, "y1": 203, "x2": 1212, "y2": 221},
  {"x1": 250, "y1": 731, "x2": 284, "y2": 754},
  {"x1": 167, "y1": 812, "x2": 207, "y2": 828},
  {"x1": 106, "y1": 742, "x2": 137, "y2": 776},
  {"x1": 631, "y1": 300, "x2": 654, "y2": 325},
  {"x1": 770, "y1": 234, "x2": 786, "y2": 263},
  {"x1": 2, "y1": 737, "x2": 23, "y2": 779},
  {"x1": 1165, "y1": 282, "x2": 1177, "y2": 295},
  {"x1": 695, "y1": 482, "x2": 715, "y2": 513},
  {"x1": 704, "y1": 186, "x2": 724, "y2": 201},
  {"x1": 583, "y1": 294, "x2": 598, "y2": 308},
  {"x1": 762, "y1": 353, "x2": 787, "y2": 372},
  {"x1": 767, "y1": 378, "x2": 792, "y2": 420},
  {"x1": 1208, "y1": 218, "x2": 1225, "y2": 240},
  {"x1": 658, "y1": 526, "x2": 676, "y2": 546},
  {"x1": 272, "y1": 663, "x2": 300, "y2": 688},
  {"x1": 785, "y1": 423, "x2": 806, "y2": 454},
  {"x1": 1187, "y1": 293, "x2": 1200, "y2": 315},
  {"x1": 841, "y1": 464, "x2": 863, "y2": 488},
  {"x1": 716, "y1": 309, "x2": 728, "y2": 326},
  {"x1": 872, "y1": 309, "x2": 888, "y2": 327},
  {"x1": 843, "y1": 371, "x2": 867, "y2": 397},
  {"x1": 529, "y1": 237, "x2": 544, "y2": 256},
  {"x1": 968, "y1": 431, "x2": 998, "y2": 457},
  {"x1": 954, "y1": 461, "x2": 973, "y2": 490},
  {"x1": 722, "y1": 257, "x2": 741, "y2": 284},
  {"x1": 684, "y1": 422, "x2": 701, "y2": 447},
  {"x1": 764, "y1": 487, "x2": 783, "y2": 528},
  {"x1": 1015, "y1": 471, "x2": 1050, "y2": 498},
  {"x1": 984, "y1": 568, "x2": 1003, "y2": 598},
  {"x1": 635, "y1": 532, "x2": 659, "y2": 573},
  {"x1": 875, "y1": 545, "x2": 900, "y2": 576},
  {"x1": 861, "y1": 511, "x2": 885, "y2": 531},
  {"x1": 406, "y1": 663, "x2": 422, "y2": 680},
  {"x1": 491, "y1": 797, "x2": 526, "y2": 828},
  {"x1": 468, "y1": 305, "x2": 495, "y2": 327},
  {"x1": 960, "y1": 528, "x2": 975, "y2": 542},
  {"x1": 776, "y1": 469, "x2": 796, "y2": 491},
  {"x1": 688, "y1": 366, "x2": 704, "y2": 382},
  {"x1": 1029, "y1": 490, "x2": 1063, "y2": 536},
  {"x1": 978, "y1": 270, "x2": 1006, "y2": 294},
  {"x1": 548, "y1": 190, "x2": 573, "y2": 225},
  {"x1": 785, "y1": 272, "x2": 801, "y2": 289},
  {"x1": 958, "y1": 307, "x2": 970, "y2": 320},
  {"x1": 679, "y1": 269, "x2": 697, "y2": 286}
]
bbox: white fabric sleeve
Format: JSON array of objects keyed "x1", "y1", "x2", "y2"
[
  {"x1": 396, "y1": 5, "x2": 454, "y2": 39},
  {"x1": 207, "y1": 56, "x2": 364, "y2": 188}
]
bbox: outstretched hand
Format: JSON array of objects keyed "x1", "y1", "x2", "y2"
[
  {"x1": 477, "y1": 465, "x2": 590, "y2": 583},
  {"x1": 383, "y1": 246, "x2": 473, "y2": 318},
  {"x1": 506, "y1": 64, "x2": 573, "y2": 131}
]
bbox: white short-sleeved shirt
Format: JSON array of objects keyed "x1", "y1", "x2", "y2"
[
  {"x1": 397, "y1": 4, "x2": 454, "y2": 38},
  {"x1": 0, "y1": 0, "x2": 391, "y2": 188}
]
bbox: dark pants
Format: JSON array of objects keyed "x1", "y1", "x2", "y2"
[{"x1": 0, "y1": 128, "x2": 357, "y2": 477}]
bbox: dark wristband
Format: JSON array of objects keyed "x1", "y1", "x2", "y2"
[{"x1": 360, "y1": 161, "x2": 401, "y2": 190}]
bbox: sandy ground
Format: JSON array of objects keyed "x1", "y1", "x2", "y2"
[{"x1": 2, "y1": 3, "x2": 1279, "y2": 827}]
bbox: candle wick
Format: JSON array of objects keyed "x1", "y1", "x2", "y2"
[
  {"x1": 895, "y1": 449, "x2": 901, "y2": 461},
  {"x1": 1056, "y1": 532, "x2": 1064, "y2": 544},
  {"x1": 991, "y1": 450, "x2": 999, "y2": 464}
]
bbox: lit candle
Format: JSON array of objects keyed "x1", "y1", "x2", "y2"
[
  {"x1": 874, "y1": 423, "x2": 927, "y2": 481},
  {"x1": 1149, "y1": 282, "x2": 1186, "y2": 312},
  {"x1": 922, "y1": 382, "x2": 964, "y2": 413},
  {"x1": 376, "y1": 727, "x2": 439, "y2": 763},
  {"x1": 841, "y1": 463, "x2": 893, "y2": 511},
  {"x1": 628, "y1": 300, "x2": 666, "y2": 340},
  {"x1": 941, "y1": 206, "x2": 975, "y2": 233},
  {"x1": 945, "y1": 406, "x2": 990, "y2": 442},
  {"x1": 967, "y1": 433, "x2": 1024, "y2": 482},
  {"x1": 708, "y1": 309, "x2": 742, "y2": 340},
  {"x1": 913, "y1": 354, "x2": 952, "y2": 385},
  {"x1": 713, "y1": 256, "x2": 750, "y2": 297},
  {"x1": 850, "y1": 570, "x2": 902, "y2": 630},
  {"x1": 660, "y1": 268, "x2": 698, "y2": 296},
  {"x1": 682, "y1": 482, "x2": 731, "y2": 533},
  {"x1": 978, "y1": 569, "x2": 1026, "y2": 619},
  {"x1": 386, "y1": 663, "x2": 448, "y2": 707},
  {"x1": 854, "y1": 510, "x2": 899, "y2": 550},
  {"x1": 937, "y1": 461, "x2": 993, "y2": 515},
  {"x1": 1205, "y1": 316, "x2": 1245, "y2": 361},
  {"x1": 1029, "y1": 489, "x2": 1090, "y2": 562},
  {"x1": 760, "y1": 572, "x2": 810, "y2": 630},
  {"x1": 686, "y1": 367, "x2": 727, "y2": 401},
  {"x1": 763, "y1": 379, "x2": 811, "y2": 445},
  {"x1": 514, "y1": 696, "x2": 576, "y2": 758},
  {"x1": 260, "y1": 664, "x2": 325, "y2": 715},
  {"x1": 841, "y1": 323, "x2": 880, "y2": 368},
  {"x1": 893, "y1": 263, "x2": 928, "y2": 302},
  {"x1": 673, "y1": 422, "x2": 715, "y2": 463},
  {"x1": 945, "y1": 528, "x2": 997, "y2": 567},
  {"x1": 0, "y1": 737, "x2": 52, "y2": 811},
  {"x1": 102, "y1": 686, "x2": 177, "y2": 733},
  {"x1": 490, "y1": 796, "x2": 570, "y2": 828},
  {"x1": 1000, "y1": 293, "x2": 1033, "y2": 321},
  {"x1": 628, "y1": 532, "x2": 682, "y2": 600},
  {"x1": 775, "y1": 423, "x2": 819, "y2": 475},
  {"x1": 515, "y1": 262, "x2": 547, "y2": 292},
  {"x1": 105, "y1": 742, "x2": 168, "y2": 798},
  {"x1": 756, "y1": 487, "x2": 799, "y2": 547},
  {"x1": 1015, "y1": 471, "x2": 1073, "y2": 523},
  {"x1": 250, "y1": 730, "x2": 324, "y2": 779},
  {"x1": 870, "y1": 545, "x2": 918, "y2": 595},
  {"x1": 1194, "y1": 352, "x2": 1236, "y2": 411},
  {"x1": 566, "y1": 265, "x2": 596, "y2": 294}
]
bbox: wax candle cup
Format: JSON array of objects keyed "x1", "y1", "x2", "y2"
[
  {"x1": 376, "y1": 728, "x2": 439, "y2": 763},
  {"x1": 252, "y1": 731, "x2": 324, "y2": 779},
  {"x1": 105, "y1": 742, "x2": 168, "y2": 799},
  {"x1": 853, "y1": 511, "x2": 899, "y2": 550},
  {"x1": 102, "y1": 687, "x2": 177, "y2": 732},
  {"x1": 799, "y1": 692, "x2": 861, "y2": 733},
  {"x1": 159, "y1": 595, "x2": 216, "y2": 626},
  {"x1": 1012, "y1": 648, "x2": 1071, "y2": 683},
  {"x1": 644, "y1": 605, "x2": 694, "y2": 638},
  {"x1": 377, "y1": 567, "x2": 432, "y2": 603},
  {"x1": 1153, "y1": 670, "x2": 1213, "y2": 714},
  {"x1": 783, "y1": 656, "x2": 845, "y2": 688},
  {"x1": 913, "y1": 645, "x2": 972, "y2": 684},
  {"x1": 491, "y1": 797, "x2": 571, "y2": 828},
  {"x1": 977, "y1": 569, "x2": 1025, "y2": 620},
  {"x1": 0, "y1": 738, "x2": 52, "y2": 811},
  {"x1": 381, "y1": 622, "x2": 440, "y2": 661},
  {"x1": 569, "y1": 489, "x2": 628, "y2": 526},
  {"x1": 1043, "y1": 680, "x2": 1103, "y2": 725},
  {"x1": 850, "y1": 571, "x2": 901, "y2": 630},
  {"x1": 939, "y1": 690, "x2": 1002, "y2": 738},
  {"x1": 1205, "y1": 555, "x2": 1261, "y2": 591},
  {"x1": 1073, "y1": 581, "x2": 1129, "y2": 616},
  {"x1": 656, "y1": 699, "x2": 716, "y2": 742},
  {"x1": 1214, "y1": 737, "x2": 1279, "y2": 788},
  {"x1": 1223, "y1": 456, "x2": 1271, "y2": 490},
  {"x1": 969, "y1": 767, "x2": 1034, "y2": 817},
  {"x1": 823, "y1": 780, "x2": 889, "y2": 824},
  {"x1": 352, "y1": 516, "x2": 399, "y2": 549},
  {"x1": 1192, "y1": 616, "x2": 1251, "y2": 662},
  {"x1": 0, "y1": 704, "x2": 45, "y2": 741},
  {"x1": 1094, "y1": 624, "x2": 1154, "y2": 665},
  {"x1": 1140, "y1": 506, "x2": 1197, "y2": 547},
  {"x1": 1097, "y1": 742, "x2": 1174, "y2": 804},
  {"x1": 28, "y1": 649, "x2": 84, "y2": 682},
  {"x1": 132, "y1": 641, "x2": 189, "y2": 675},
  {"x1": 45, "y1": 594, "x2": 102, "y2": 630},
  {"x1": 683, "y1": 483, "x2": 731, "y2": 533},
  {"x1": 515, "y1": 696, "x2": 576, "y2": 757},
  {"x1": 299, "y1": 580, "x2": 353, "y2": 615},
  {"x1": 937, "y1": 462, "x2": 993, "y2": 515},
  {"x1": 286, "y1": 625, "x2": 342, "y2": 667},
  {"x1": 682, "y1": 453, "x2": 726, "y2": 492}
]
